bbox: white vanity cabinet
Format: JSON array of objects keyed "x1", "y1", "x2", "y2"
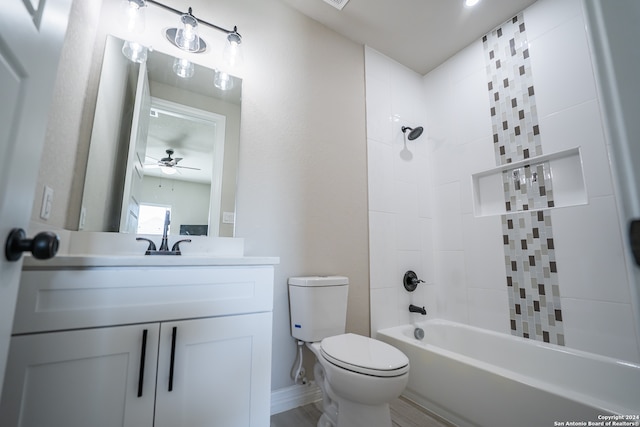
[
  {"x1": 0, "y1": 260, "x2": 277, "y2": 427},
  {"x1": 1, "y1": 323, "x2": 160, "y2": 427}
]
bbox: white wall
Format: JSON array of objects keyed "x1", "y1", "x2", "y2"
[
  {"x1": 367, "y1": 0, "x2": 640, "y2": 363},
  {"x1": 233, "y1": 0, "x2": 370, "y2": 390},
  {"x1": 36, "y1": 0, "x2": 370, "y2": 395},
  {"x1": 140, "y1": 176, "x2": 211, "y2": 231}
]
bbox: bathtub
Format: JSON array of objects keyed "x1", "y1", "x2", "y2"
[{"x1": 377, "y1": 319, "x2": 640, "y2": 427}]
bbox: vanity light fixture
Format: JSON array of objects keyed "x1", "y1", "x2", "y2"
[{"x1": 121, "y1": 0, "x2": 243, "y2": 64}]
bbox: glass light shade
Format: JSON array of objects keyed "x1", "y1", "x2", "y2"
[
  {"x1": 160, "y1": 166, "x2": 177, "y2": 175},
  {"x1": 120, "y1": 0, "x2": 146, "y2": 33},
  {"x1": 214, "y1": 70, "x2": 234, "y2": 91},
  {"x1": 173, "y1": 58, "x2": 195, "y2": 78},
  {"x1": 223, "y1": 33, "x2": 243, "y2": 68},
  {"x1": 122, "y1": 40, "x2": 148, "y2": 63},
  {"x1": 175, "y1": 13, "x2": 200, "y2": 52}
]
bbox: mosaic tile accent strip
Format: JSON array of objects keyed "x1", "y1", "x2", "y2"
[
  {"x1": 502, "y1": 161, "x2": 555, "y2": 213},
  {"x1": 483, "y1": 14, "x2": 565, "y2": 345}
]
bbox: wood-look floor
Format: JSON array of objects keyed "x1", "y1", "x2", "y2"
[{"x1": 270, "y1": 396, "x2": 455, "y2": 427}]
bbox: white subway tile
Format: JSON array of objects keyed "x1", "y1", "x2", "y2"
[
  {"x1": 365, "y1": 74, "x2": 393, "y2": 144},
  {"x1": 369, "y1": 211, "x2": 397, "y2": 289},
  {"x1": 524, "y1": 0, "x2": 583, "y2": 43},
  {"x1": 435, "y1": 250, "x2": 469, "y2": 323},
  {"x1": 468, "y1": 288, "x2": 511, "y2": 334},
  {"x1": 539, "y1": 99, "x2": 614, "y2": 198},
  {"x1": 462, "y1": 213, "x2": 506, "y2": 291},
  {"x1": 550, "y1": 196, "x2": 631, "y2": 303},
  {"x1": 562, "y1": 298, "x2": 640, "y2": 362},
  {"x1": 434, "y1": 181, "x2": 464, "y2": 251},
  {"x1": 367, "y1": 139, "x2": 394, "y2": 213},
  {"x1": 451, "y1": 68, "x2": 493, "y2": 146},
  {"x1": 370, "y1": 287, "x2": 399, "y2": 332},
  {"x1": 528, "y1": 15, "x2": 598, "y2": 118}
]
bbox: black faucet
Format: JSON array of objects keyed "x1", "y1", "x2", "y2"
[
  {"x1": 409, "y1": 304, "x2": 427, "y2": 315},
  {"x1": 136, "y1": 210, "x2": 191, "y2": 255}
]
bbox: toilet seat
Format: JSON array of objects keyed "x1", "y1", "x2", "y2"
[{"x1": 320, "y1": 333, "x2": 409, "y2": 377}]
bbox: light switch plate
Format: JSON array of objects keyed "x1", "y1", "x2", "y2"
[
  {"x1": 40, "y1": 186, "x2": 53, "y2": 220},
  {"x1": 222, "y1": 212, "x2": 235, "y2": 224}
]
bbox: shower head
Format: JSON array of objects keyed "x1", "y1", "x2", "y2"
[{"x1": 401, "y1": 126, "x2": 424, "y2": 141}]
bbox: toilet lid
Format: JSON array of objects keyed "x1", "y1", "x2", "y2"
[{"x1": 320, "y1": 333, "x2": 409, "y2": 377}]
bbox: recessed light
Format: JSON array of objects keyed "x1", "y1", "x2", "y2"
[{"x1": 465, "y1": 0, "x2": 481, "y2": 7}]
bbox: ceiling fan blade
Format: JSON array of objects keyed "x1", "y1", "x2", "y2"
[
  {"x1": 175, "y1": 165, "x2": 201, "y2": 171},
  {"x1": 173, "y1": 157, "x2": 183, "y2": 164},
  {"x1": 143, "y1": 164, "x2": 161, "y2": 168}
]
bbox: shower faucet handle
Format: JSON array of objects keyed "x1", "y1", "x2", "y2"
[{"x1": 403, "y1": 270, "x2": 424, "y2": 292}]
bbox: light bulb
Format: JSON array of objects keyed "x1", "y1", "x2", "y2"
[
  {"x1": 120, "y1": 0, "x2": 146, "y2": 33},
  {"x1": 214, "y1": 70, "x2": 234, "y2": 91},
  {"x1": 173, "y1": 58, "x2": 195, "y2": 78},
  {"x1": 175, "y1": 13, "x2": 200, "y2": 52},
  {"x1": 223, "y1": 31, "x2": 243, "y2": 68},
  {"x1": 160, "y1": 166, "x2": 177, "y2": 175},
  {"x1": 122, "y1": 40, "x2": 148, "y2": 63}
]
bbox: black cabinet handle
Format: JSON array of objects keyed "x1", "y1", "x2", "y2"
[
  {"x1": 137, "y1": 329, "x2": 148, "y2": 397},
  {"x1": 168, "y1": 326, "x2": 177, "y2": 392},
  {"x1": 630, "y1": 219, "x2": 640, "y2": 266}
]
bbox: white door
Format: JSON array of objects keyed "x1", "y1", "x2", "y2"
[
  {"x1": 119, "y1": 61, "x2": 151, "y2": 233},
  {"x1": 0, "y1": 324, "x2": 160, "y2": 427},
  {"x1": 0, "y1": 0, "x2": 72, "y2": 396},
  {"x1": 154, "y1": 313, "x2": 273, "y2": 427}
]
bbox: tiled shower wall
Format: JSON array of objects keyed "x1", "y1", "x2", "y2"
[{"x1": 366, "y1": 0, "x2": 640, "y2": 362}]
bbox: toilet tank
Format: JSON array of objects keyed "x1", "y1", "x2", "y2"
[{"x1": 288, "y1": 276, "x2": 349, "y2": 342}]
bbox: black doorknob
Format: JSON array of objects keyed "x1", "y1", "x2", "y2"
[{"x1": 5, "y1": 228, "x2": 59, "y2": 262}]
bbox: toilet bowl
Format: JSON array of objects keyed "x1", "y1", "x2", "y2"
[{"x1": 288, "y1": 276, "x2": 410, "y2": 427}]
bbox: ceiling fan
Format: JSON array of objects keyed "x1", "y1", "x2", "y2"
[{"x1": 144, "y1": 148, "x2": 200, "y2": 175}]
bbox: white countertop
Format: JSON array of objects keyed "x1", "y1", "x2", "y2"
[{"x1": 22, "y1": 255, "x2": 280, "y2": 269}]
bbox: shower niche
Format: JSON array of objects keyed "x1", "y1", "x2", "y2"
[{"x1": 471, "y1": 147, "x2": 587, "y2": 217}]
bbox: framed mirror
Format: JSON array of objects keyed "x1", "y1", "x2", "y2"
[{"x1": 78, "y1": 35, "x2": 241, "y2": 237}]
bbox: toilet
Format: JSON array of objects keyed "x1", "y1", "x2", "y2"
[{"x1": 288, "y1": 276, "x2": 409, "y2": 427}]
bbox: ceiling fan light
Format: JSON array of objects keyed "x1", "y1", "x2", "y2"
[{"x1": 160, "y1": 166, "x2": 177, "y2": 175}]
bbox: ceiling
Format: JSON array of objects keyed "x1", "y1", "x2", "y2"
[{"x1": 276, "y1": 0, "x2": 537, "y2": 75}]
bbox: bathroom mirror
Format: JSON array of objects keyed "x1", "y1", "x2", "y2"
[{"x1": 77, "y1": 35, "x2": 241, "y2": 237}]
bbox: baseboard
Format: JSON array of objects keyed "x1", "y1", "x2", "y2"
[{"x1": 270, "y1": 383, "x2": 322, "y2": 415}]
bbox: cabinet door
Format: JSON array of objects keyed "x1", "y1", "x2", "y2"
[
  {"x1": 155, "y1": 313, "x2": 272, "y2": 427},
  {"x1": 0, "y1": 324, "x2": 159, "y2": 427}
]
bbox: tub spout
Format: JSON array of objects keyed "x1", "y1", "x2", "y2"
[{"x1": 409, "y1": 304, "x2": 427, "y2": 315}]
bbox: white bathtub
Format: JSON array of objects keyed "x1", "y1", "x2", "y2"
[{"x1": 377, "y1": 319, "x2": 640, "y2": 427}]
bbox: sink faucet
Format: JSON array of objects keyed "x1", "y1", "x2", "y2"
[
  {"x1": 158, "y1": 210, "x2": 171, "y2": 251},
  {"x1": 409, "y1": 304, "x2": 427, "y2": 315},
  {"x1": 136, "y1": 210, "x2": 191, "y2": 255}
]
